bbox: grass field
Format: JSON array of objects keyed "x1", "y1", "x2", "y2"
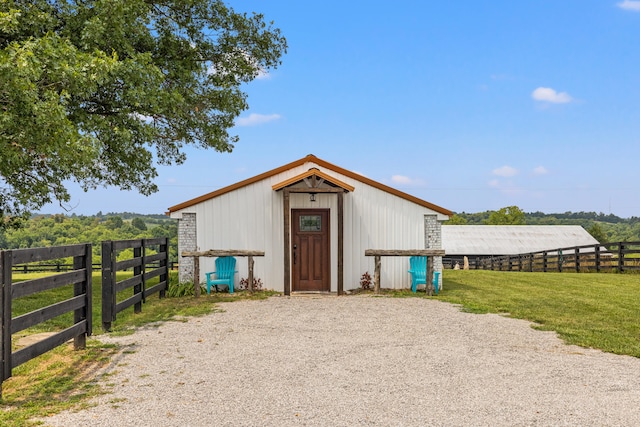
[
  {"x1": 438, "y1": 270, "x2": 640, "y2": 358},
  {"x1": 1, "y1": 269, "x2": 638, "y2": 425}
]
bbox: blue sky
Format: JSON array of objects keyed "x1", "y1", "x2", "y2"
[{"x1": 41, "y1": 0, "x2": 640, "y2": 218}]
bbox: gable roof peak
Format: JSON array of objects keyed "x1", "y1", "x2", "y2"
[{"x1": 167, "y1": 154, "x2": 452, "y2": 216}]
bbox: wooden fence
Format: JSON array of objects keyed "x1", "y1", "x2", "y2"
[
  {"x1": 11, "y1": 261, "x2": 179, "y2": 273},
  {"x1": 446, "y1": 241, "x2": 640, "y2": 273},
  {"x1": 101, "y1": 238, "x2": 169, "y2": 331},
  {"x1": 0, "y1": 244, "x2": 92, "y2": 396}
]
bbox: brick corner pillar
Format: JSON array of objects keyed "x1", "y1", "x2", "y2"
[
  {"x1": 178, "y1": 213, "x2": 197, "y2": 284},
  {"x1": 424, "y1": 214, "x2": 443, "y2": 290}
]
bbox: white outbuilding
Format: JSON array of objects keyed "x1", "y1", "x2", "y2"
[{"x1": 167, "y1": 154, "x2": 452, "y2": 294}]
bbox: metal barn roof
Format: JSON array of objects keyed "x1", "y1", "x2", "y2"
[{"x1": 442, "y1": 225, "x2": 600, "y2": 256}]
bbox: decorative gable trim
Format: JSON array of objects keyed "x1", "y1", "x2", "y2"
[{"x1": 167, "y1": 154, "x2": 452, "y2": 216}]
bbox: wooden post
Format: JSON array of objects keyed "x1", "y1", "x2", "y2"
[
  {"x1": 133, "y1": 245, "x2": 142, "y2": 313},
  {"x1": 595, "y1": 244, "x2": 601, "y2": 273},
  {"x1": 426, "y1": 256, "x2": 434, "y2": 296},
  {"x1": 248, "y1": 256, "x2": 254, "y2": 293},
  {"x1": 193, "y1": 256, "x2": 200, "y2": 297},
  {"x1": 283, "y1": 189, "x2": 291, "y2": 296},
  {"x1": 101, "y1": 241, "x2": 115, "y2": 331},
  {"x1": 337, "y1": 191, "x2": 344, "y2": 296},
  {"x1": 1, "y1": 250, "x2": 13, "y2": 388},
  {"x1": 73, "y1": 246, "x2": 88, "y2": 350},
  {"x1": 529, "y1": 253, "x2": 534, "y2": 272},
  {"x1": 374, "y1": 255, "x2": 381, "y2": 293},
  {"x1": 159, "y1": 238, "x2": 168, "y2": 298},
  {"x1": 618, "y1": 243, "x2": 625, "y2": 273},
  {"x1": 575, "y1": 247, "x2": 580, "y2": 273}
]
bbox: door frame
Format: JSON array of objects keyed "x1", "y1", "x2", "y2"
[
  {"x1": 282, "y1": 187, "x2": 345, "y2": 296},
  {"x1": 291, "y1": 208, "x2": 330, "y2": 292}
]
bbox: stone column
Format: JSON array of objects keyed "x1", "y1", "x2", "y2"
[
  {"x1": 178, "y1": 213, "x2": 197, "y2": 284},
  {"x1": 424, "y1": 214, "x2": 443, "y2": 290}
]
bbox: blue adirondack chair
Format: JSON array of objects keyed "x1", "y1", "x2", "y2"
[
  {"x1": 408, "y1": 256, "x2": 440, "y2": 294},
  {"x1": 205, "y1": 257, "x2": 237, "y2": 294}
]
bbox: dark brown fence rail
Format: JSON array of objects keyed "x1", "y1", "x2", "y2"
[
  {"x1": 444, "y1": 241, "x2": 640, "y2": 273},
  {"x1": 11, "y1": 261, "x2": 178, "y2": 273},
  {"x1": 0, "y1": 244, "x2": 92, "y2": 397},
  {"x1": 101, "y1": 238, "x2": 169, "y2": 331}
]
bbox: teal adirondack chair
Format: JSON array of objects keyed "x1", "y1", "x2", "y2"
[
  {"x1": 205, "y1": 257, "x2": 237, "y2": 294},
  {"x1": 408, "y1": 256, "x2": 440, "y2": 294}
]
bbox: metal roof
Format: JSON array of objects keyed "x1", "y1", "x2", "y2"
[{"x1": 442, "y1": 225, "x2": 600, "y2": 256}]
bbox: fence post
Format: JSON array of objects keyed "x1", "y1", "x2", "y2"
[
  {"x1": 102, "y1": 241, "x2": 115, "y2": 331},
  {"x1": 73, "y1": 244, "x2": 92, "y2": 350},
  {"x1": 595, "y1": 244, "x2": 601, "y2": 273},
  {"x1": 134, "y1": 244, "x2": 143, "y2": 313},
  {"x1": 575, "y1": 247, "x2": 580, "y2": 273},
  {"x1": 618, "y1": 242, "x2": 625, "y2": 273},
  {"x1": 1, "y1": 251, "x2": 13, "y2": 394},
  {"x1": 543, "y1": 251, "x2": 548, "y2": 272},
  {"x1": 159, "y1": 237, "x2": 168, "y2": 298},
  {"x1": 556, "y1": 249, "x2": 562, "y2": 272}
]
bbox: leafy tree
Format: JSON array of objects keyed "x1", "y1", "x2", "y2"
[
  {"x1": 485, "y1": 206, "x2": 526, "y2": 225},
  {"x1": 131, "y1": 217, "x2": 147, "y2": 231},
  {"x1": 445, "y1": 214, "x2": 468, "y2": 225},
  {"x1": 587, "y1": 223, "x2": 607, "y2": 243},
  {"x1": 0, "y1": 0, "x2": 287, "y2": 226}
]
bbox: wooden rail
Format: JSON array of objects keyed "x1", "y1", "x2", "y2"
[
  {"x1": 0, "y1": 244, "x2": 92, "y2": 397},
  {"x1": 449, "y1": 241, "x2": 640, "y2": 273},
  {"x1": 181, "y1": 250, "x2": 265, "y2": 296},
  {"x1": 102, "y1": 238, "x2": 169, "y2": 331},
  {"x1": 364, "y1": 249, "x2": 446, "y2": 294}
]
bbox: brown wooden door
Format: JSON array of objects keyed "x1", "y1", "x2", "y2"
[{"x1": 292, "y1": 209, "x2": 330, "y2": 292}]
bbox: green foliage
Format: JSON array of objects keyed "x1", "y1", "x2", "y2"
[
  {"x1": 444, "y1": 214, "x2": 468, "y2": 225},
  {"x1": 131, "y1": 217, "x2": 147, "y2": 231},
  {"x1": 485, "y1": 205, "x2": 526, "y2": 225},
  {"x1": 587, "y1": 222, "x2": 607, "y2": 243},
  {"x1": 167, "y1": 280, "x2": 205, "y2": 298},
  {"x1": 0, "y1": 0, "x2": 287, "y2": 224},
  {"x1": 452, "y1": 209, "x2": 640, "y2": 242},
  {"x1": 439, "y1": 270, "x2": 640, "y2": 357},
  {"x1": 0, "y1": 213, "x2": 178, "y2": 262}
]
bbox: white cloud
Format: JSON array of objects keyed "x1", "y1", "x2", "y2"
[
  {"x1": 618, "y1": 0, "x2": 640, "y2": 11},
  {"x1": 492, "y1": 165, "x2": 518, "y2": 177},
  {"x1": 390, "y1": 175, "x2": 426, "y2": 187},
  {"x1": 533, "y1": 166, "x2": 549, "y2": 175},
  {"x1": 391, "y1": 175, "x2": 412, "y2": 185},
  {"x1": 532, "y1": 87, "x2": 573, "y2": 104},
  {"x1": 235, "y1": 113, "x2": 281, "y2": 127}
]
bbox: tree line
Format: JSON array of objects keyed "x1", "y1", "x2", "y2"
[
  {"x1": 446, "y1": 206, "x2": 640, "y2": 243},
  {"x1": 0, "y1": 213, "x2": 178, "y2": 263}
]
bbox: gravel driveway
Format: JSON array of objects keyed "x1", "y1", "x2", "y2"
[{"x1": 44, "y1": 295, "x2": 640, "y2": 426}]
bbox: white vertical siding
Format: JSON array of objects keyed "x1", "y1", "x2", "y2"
[{"x1": 172, "y1": 160, "x2": 445, "y2": 292}]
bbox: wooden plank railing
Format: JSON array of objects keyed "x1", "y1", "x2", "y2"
[
  {"x1": 181, "y1": 250, "x2": 266, "y2": 296},
  {"x1": 0, "y1": 244, "x2": 92, "y2": 397},
  {"x1": 364, "y1": 249, "x2": 446, "y2": 294},
  {"x1": 102, "y1": 238, "x2": 169, "y2": 331},
  {"x1": 453, "y1": 241, "x2": 640, "y2": 273}
]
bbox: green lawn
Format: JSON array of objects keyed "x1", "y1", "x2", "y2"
[
  {"x1": 438, "y1": 270, "x2": 640, "y2": 357},
  {"x1": 2, "y1": 269, "x2": 639, "y2": 426}
]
